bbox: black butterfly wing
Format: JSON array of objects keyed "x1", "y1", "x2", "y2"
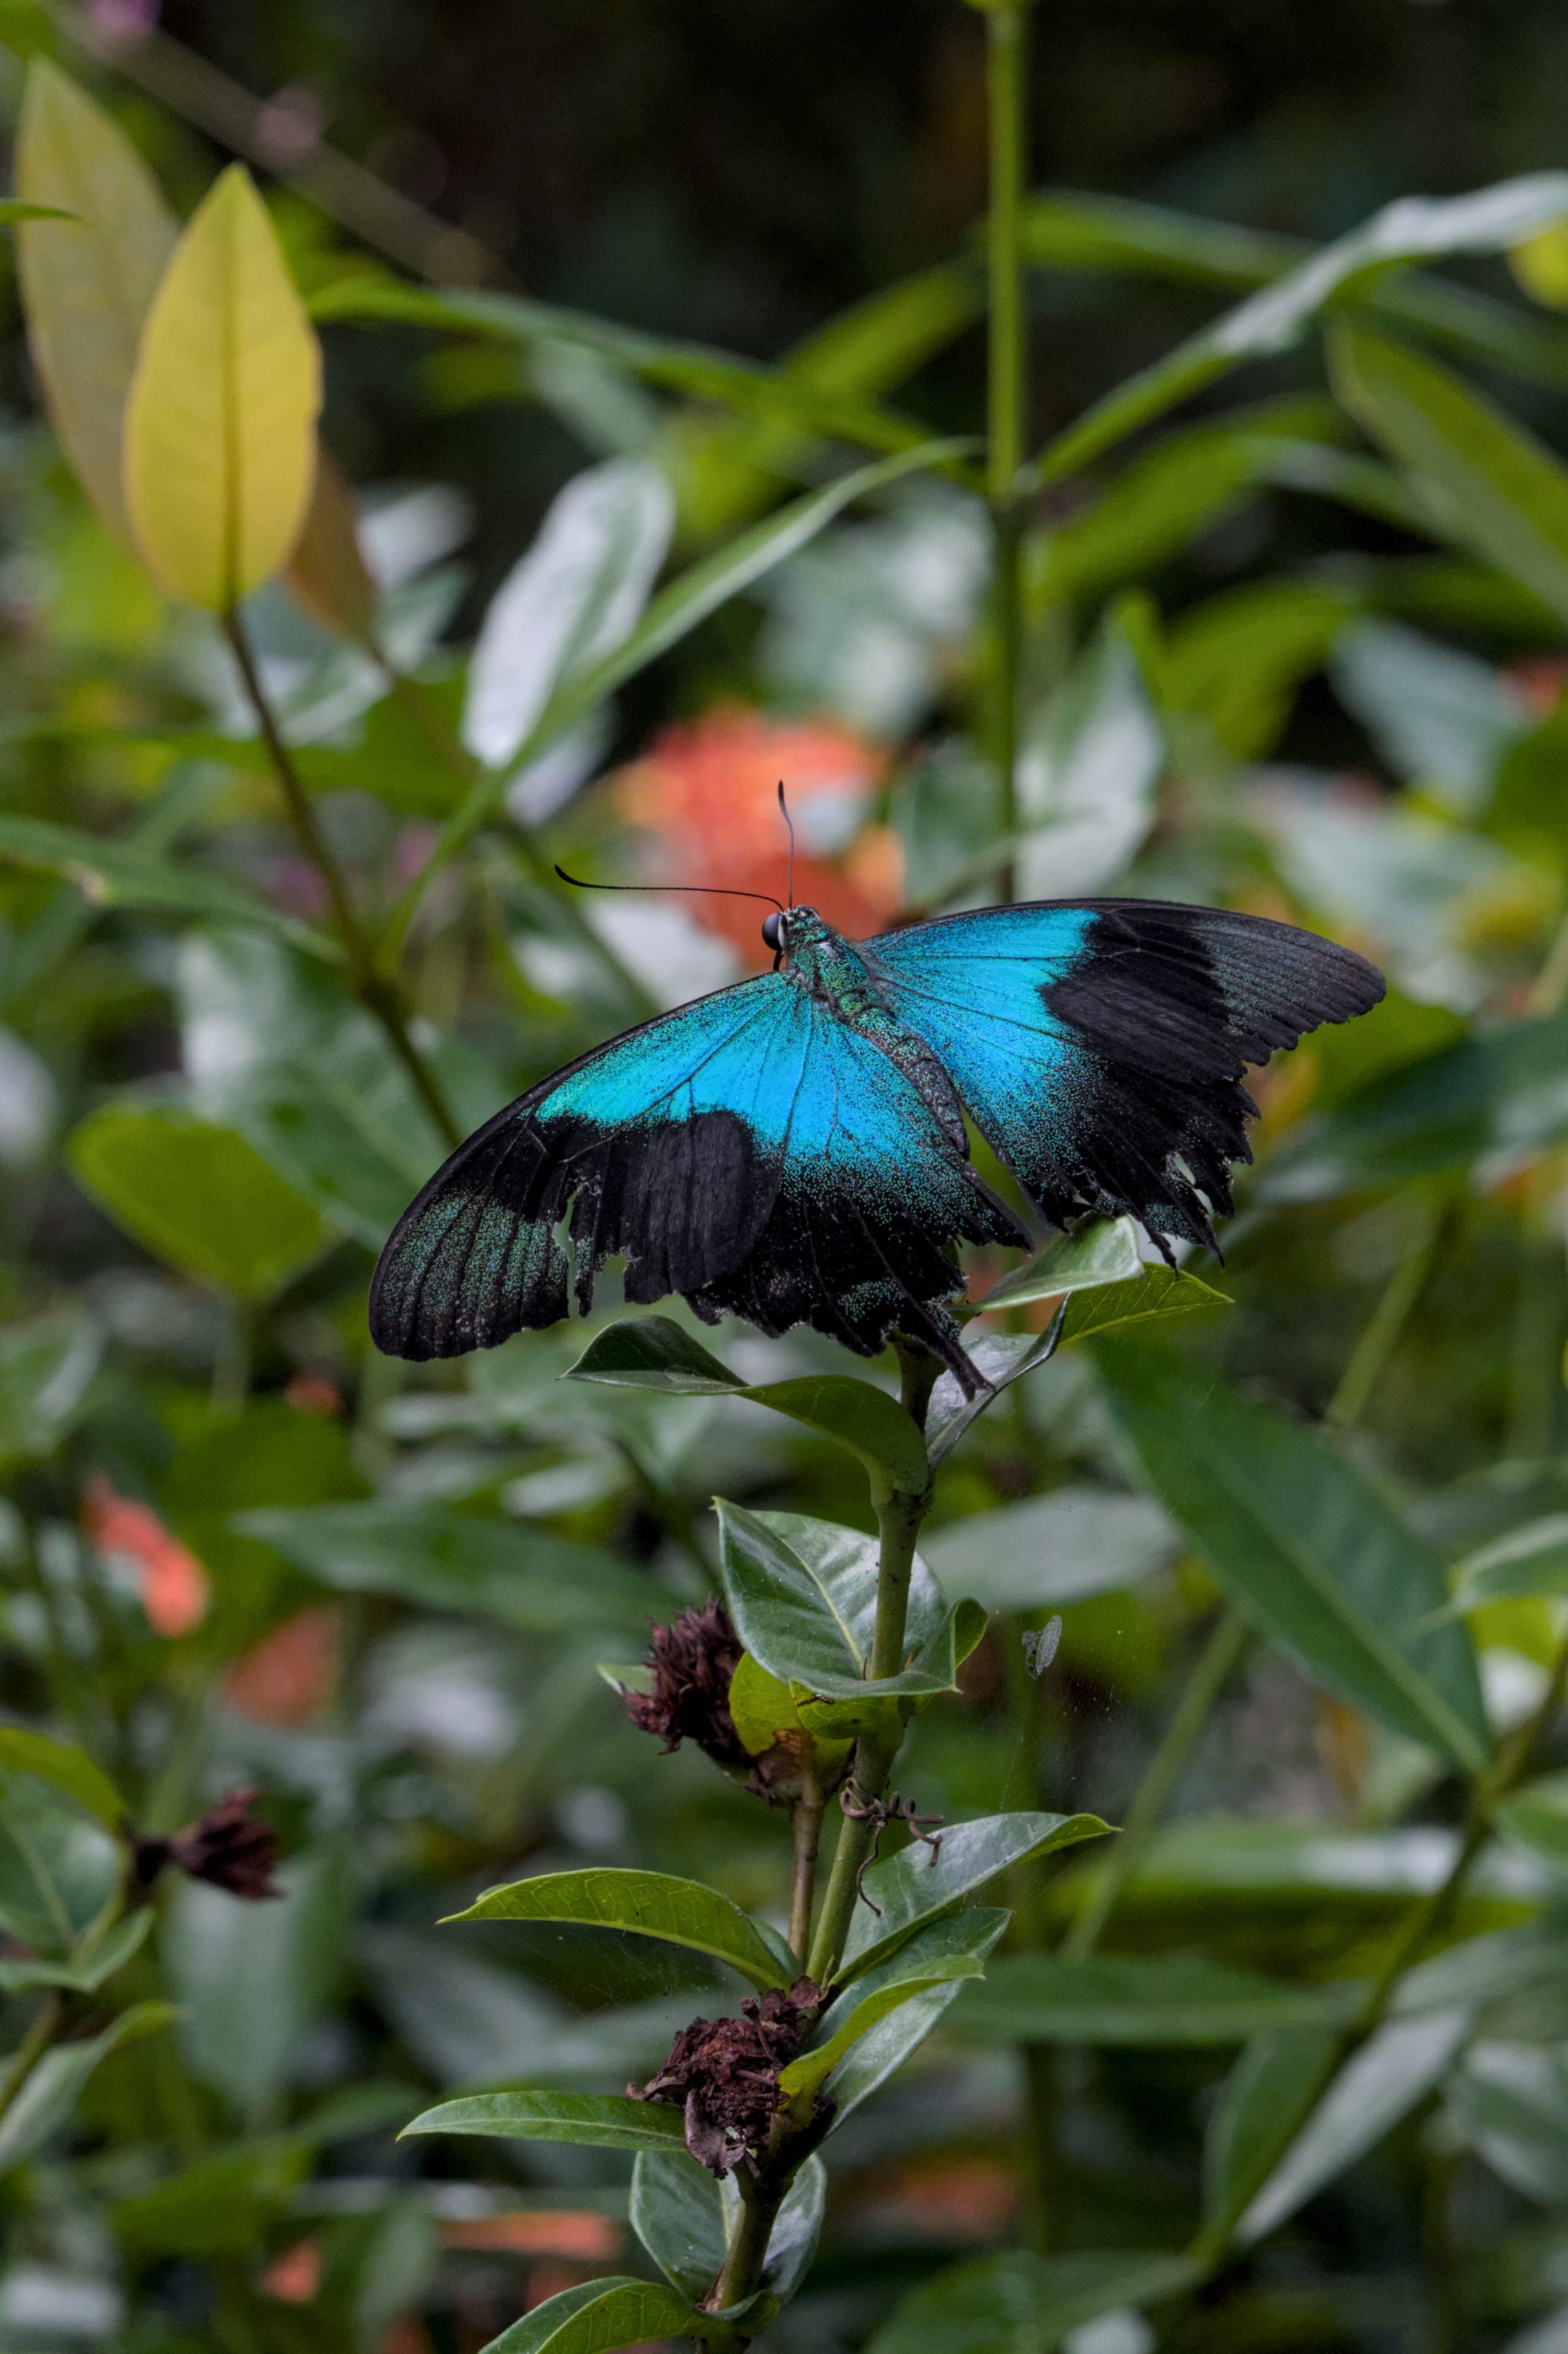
[
  {"x1": 370, "y1": 964, "x2": 1022, "y2": 1379},
  {"x1": 866, "y1": 899, "x2": 1385, "y2": 1251}
]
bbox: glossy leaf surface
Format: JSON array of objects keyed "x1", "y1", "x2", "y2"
[
  {"x1": 838, "y1": 1811, "x2": 1109, "y2": 1983},
  {"x1": 1099, "y1": 1346, "x2": 1490, "y2": 1769},
  {"x1": 450, "y1": 1869, "x2": 789, "y2": 1993}
]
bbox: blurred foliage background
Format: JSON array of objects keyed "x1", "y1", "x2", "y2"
[{"x1": 9, "y1": 2, "x2": 1568, "y2": 2352}]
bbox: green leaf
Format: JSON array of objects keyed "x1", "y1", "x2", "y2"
[
  {"x1": 1058, "y1": 1263, "x2": 1230, "y2": 1345},
  {"x1": 0, "y1": 1730, "x2": 124, "y2": 1832},
  {"x1": 950, "y1": 1953, "x2": 1352, "y2": 2047},
  {"x1": 165, "y1": 1853, "x2": 346, "y2": 2126},
  {"x1": 788, "y1": 1912, "x2": 1005, "y2": 2099},
  {"x1": 176, "y1": 928, "x2": 447, "y2": 1248},
  {"x1": 776, "y1": 1911, "x2": 989, "y2": 2099},
  {"x1": 1446, "y1": 2043, "x2": 1568, "y2": 2204},
  {"x1": 464, "y1": 456, "x2": 673, "y2": 768},
  {"x1": 0, "y1": 1309, "x2": 100, "y2": 1467},
  {"x1": 1235, "y1": 2010, "x2": 1468, "y2": 2244},
  {"x1": 1331, "y1": 325, "x2": 1568, "y2": 627},
  {"x1": 402, "y1": 2089, "x2": 688, "y2": 2156},
  {"x1": 922, "y1": 1487, "x2": 1176, "y2": 1615},
  {"x1": 1020, "y1": 188, "x2": 1303, "y2": 288},
  {"x1": 1098, "y1": 1346, "x2": 1490, "y2": 1771},
  {"x1": 1029, "y1": 174, "x2": 1568, "y2": 488},
  {"x1": 1202, "y1": 2025, "x2": 1343, "y2": 2237},
  {"x1": 1495, "y1": 1771, "x2": 1568, "y2": 1872},
  {"x1": 482, "y1": 2276, "x2": 731, "y2": 2354},
  {"x1": 0, "y1": 1764, "x2": 121, "y2": 1955},
  {"x1": 924, "y1": 1325, "x2": 1063, "y2": 1466},
  {"x1": 571, "y1": 1323, "x2": 929, "y2": 1493},
  {"x1": 630, "y1": 2149, "x2": 826, "y2": 2305},
  {"x1": 725, "y1": 1651, "x2": 800, "y2": 1756},
  {"x1": 0, "y1": 814, "x2": 337, "y2": 957},
  {"x1": 564, "y1": 1313, "x2": 743, "y2": 1393},
  {"x1": 113, "y1": 2134, "x2": 314, "y2": 2258},
  {"x1": 0, "y1": 2000, "x2": 175, "y2": 2170},
  {"x1": 234, "y1": 1501, "x2": 655, "y2": 1636},
  {"x1": 69, "y1": 1101, "x2": 327, "y2": 1300},
  {"x1": 715, "y1": 1504, "x2": 954, "y2": 1699},
  {"x1": 0, "y1": 198, "x2": 74, "y2": 222},
  {"x1": 837, "y1": 1811, "x2": 1111, "y2": 1985},
  {"x1": 630, "y1": 2146, "x2": 728, "y2": 2302},
  {"x1": 742, "y1": 1376, "x2": 930, "y2": 1495},
  {"x1": 315, "y1": 276, "x2": 946, "y2": 466},
  {"x1": 449, "y1": 1869, "x2": 789, "y2": 1993},
  {"x1": 1261, "y1": 1007, "x2": 1568, "y2": 1203},
  {"x1": 0, "y1": 1908, "x2": 151, "y2": 1995},
  {"x1": 390, "y1": 439, "x2": 975, "y2": 906},
  {"x1": 865, "y1": 2247, "x2": 1202, "y2": 2354},
  {"x1": 1163, "y1": 578, "x2": 1362, "y2": 759},
  {"x1": 1448, "y1": 1516, "x2": 1568, "y2": 1608},
  {"x1": 971, "y1": 1215, "x2": 1145, "y2": 1312}
]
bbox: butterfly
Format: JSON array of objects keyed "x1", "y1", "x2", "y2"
[{"x1": 369, "y1": 894, "x2": 1384, "y2": 1394}]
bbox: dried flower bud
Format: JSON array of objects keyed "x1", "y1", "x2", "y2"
[
  {"x1": 131, "y1": 1786, "x2": 283, "y2": 1901},
  {"x1": 631, "y1": 1976, "x2": 824, "y2": 2174},
  {"x1": 622, "y1": 1599, "x2": 750, "y2": 1772}
]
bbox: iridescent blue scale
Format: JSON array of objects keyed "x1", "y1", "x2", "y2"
[{"x1": 370, "y1": 895, "x2": 1383, "y2": 1392}]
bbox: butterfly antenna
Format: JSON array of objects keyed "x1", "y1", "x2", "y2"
[
  {"x1": 554, "y1": 866, "x2": 784, "y2": 913},
  {"x1": 777, "y1": 780, "x2": 795, "y2": 907}
]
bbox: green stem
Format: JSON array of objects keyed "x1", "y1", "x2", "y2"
[
  {"x1": 985, "y1": 0, "x2": 1031, "y2": 901},
  {"x1": 222, "y1": 611, "x2": 461, "y2": 1150},
  {"x1": 1325, "y1": 1196, "x2": 1441, "y2": 1430},
  {"x1": 709, "y1": 2165, "x2": 782, "y2": 2317},
  {"x1": 1062, "y1": 1608, "x2": 1248, "y2": 1962},
  {"x1": 806, "y1": 1348, "x2": 937, "y2": 1986},
  {"x1": 788, "y1": 1760, "x2": 826, "y2": 1967}
]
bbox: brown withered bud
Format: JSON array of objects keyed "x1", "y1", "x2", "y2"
[
  {"x1": 130, "y1": 1786, "x2": 283, "y2": 1902},
  {"x1": 622, "y1": 1598, "x2": 751, "y2": 1771},
  {"x1": 631, "y1": 1976, "x2": 824, "y2": 2175}
]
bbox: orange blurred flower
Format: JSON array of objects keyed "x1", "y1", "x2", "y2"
[
  {"x1": 615, "y1": 706, "x2": 900, "y2": 965},
  {"x1": 222, "y1": 1605, "x2": 341, "y2": 1726},
  {"x1": 260, "y1": 2240, "x2": 321, "y2": 2304},
  {"x1": 83, "y1": 1473, "x2": 209, "y2": 1637}
]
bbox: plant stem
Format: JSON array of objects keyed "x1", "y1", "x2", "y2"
[
  {"x1": 985, "y1": 0, "x2": 1031, "y2": 902},
  {"x1": 221, "y1": 611, "x2": 461, "y2": 1150},
  {"x1": 788, "y1": 1761, "x2": 826, "y2": 1966},
  {"x1": 1062, "y1": 1608, "x2": 1248, "y2": 1962},
  {"x1": 710, "y1": 2165, "x2": 783, "y2": 2317},
  {"x1": 805, "y1": 1348, "x2": 937, "y2": 1985},
  {"x1": 1325, "y1": 1195, "x2": 1441, "y2": 1430}
]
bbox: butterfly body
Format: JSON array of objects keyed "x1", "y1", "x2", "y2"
[{"x1": 370, "y1": 896, "x2": 1383, "y2": 1392}]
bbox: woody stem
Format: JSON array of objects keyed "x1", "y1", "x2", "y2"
[{"x1": 788, "y1": 1767, "x2": 826, "y2": 1967}]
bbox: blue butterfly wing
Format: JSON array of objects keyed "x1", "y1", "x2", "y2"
[
  {"x1": 370, "y1": 967, "x2": 1020, "y2": 1375},
  {"x1": 867, "y1": 899, "x2": 1384, "y2": 1248}
]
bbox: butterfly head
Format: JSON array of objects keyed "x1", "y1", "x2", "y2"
[{"x1": 760, "y1": 905, "x2": 825, "y2": 966}]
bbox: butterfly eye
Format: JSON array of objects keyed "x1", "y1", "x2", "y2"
[{"x1": 761, "y1": 911, "x2": 783, "y2": 952}]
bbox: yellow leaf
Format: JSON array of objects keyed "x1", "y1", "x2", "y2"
[
  {"x1": 284, "y1": 442, "x2": 378, "y2": 643},
  {"x1": 15, "y1": 60, "x2": 176, "y2": 544},
  {"x1": 1511, "y1": 223, "x2": 1568, "y2": 312},
  {"x1": 122, "y1": 164, "x2": 321, "y2": 610}
]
